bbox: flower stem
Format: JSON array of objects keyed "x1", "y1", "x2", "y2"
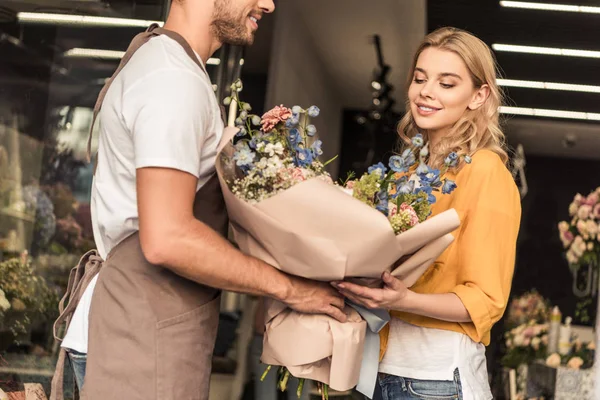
[
  {"x1": 260, "y1": 365, "x2": 272, "y2": 382},
  {"x1": 323, "y1": 384, "x2": 329, "y2": 400},
  {"x1": 296, "y1": 378, "x2": 305, "y2": 398},
  {"x1": 279, "y1": 369, "x2": 291, "y2": 392}
]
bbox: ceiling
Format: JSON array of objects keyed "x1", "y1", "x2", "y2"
[{"x1": 428, "y1": 0, "x2": 600, "y2": 159}]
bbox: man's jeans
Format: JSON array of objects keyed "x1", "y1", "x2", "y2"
[{"x1": 67, "y1": 349, "x2": 87, "y2": 390}]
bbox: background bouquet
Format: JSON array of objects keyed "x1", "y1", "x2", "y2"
[
  {"x1": 558, "y1": 187, "x2": 600, "y2": 270},
  {"x1": 216, "y1": 80, "x2": 462, "y2": 398}
]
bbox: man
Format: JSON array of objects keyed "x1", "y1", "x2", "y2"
[{"x1": 54, "y1": 0, "x2": 346, "y2": 398}]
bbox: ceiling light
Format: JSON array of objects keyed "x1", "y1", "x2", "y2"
[
  {"x1": 17, "y1": 12, "x2": 163, "y2": 28},
  {"x1": 371, "y1": 81, "x2": 382, "y2": 90},
  {"x1": 500, "y1": 106, "x2": 600, "y2": 121},
  {"x1": 492, "y1": 43, "x2": 600, "y2": 58},
  {"x1": 63, "y1": 47, "x2": 221, "y2": 65},
  {"x1": 500, "y1": 1, "x2": 600, "y2": 14},
  {"x1": 497, "y1": 79, "x2": 600, "y2": 93}
]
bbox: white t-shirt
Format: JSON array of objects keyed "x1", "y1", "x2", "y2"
[
  {"x1": 61, "y1": 34, "x2": 224, "y2": 353},
  {"x1": 379, "y1": 318, "x2": 493, "y2": 400}
]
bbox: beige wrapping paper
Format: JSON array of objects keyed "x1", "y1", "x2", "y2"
[{"x1": 215, "y1": 129, "x2": 460, "y2": 391}]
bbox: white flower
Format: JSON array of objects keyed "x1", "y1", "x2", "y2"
[
  {"x1": 586, "y1": 219, "x2": 598, "y2": 236},
  {"x1": 264, "y1": 142, "x2": 284, "y2": 157},
  {"x1": 513, "y1": 334, "x2": 525, "y2": 347},
  {"x1": 587, "y1": 341, "x2": 596, "y2": 350},
  {"x1": 577, "y1": 219, "x2": 587, "y2": 236},
  {"x1": 558, "y1": 221, "x2": 570, "y2": 232},
  {"x1": 531, "y1": 337, "x2": 541, "y2": 350},
  {"x1": 588, "y1": 242, "x2": 594, "y2": 251},
  {"x1": 256, "y1": 157, "x2": 268, "y2": 169},
  {"x1": 578, "y1": 205, "x2": 592, "y2": 220},
  {"x1": 566, "y1": 250, "x2": 579, "y2": 264},
  {"x1": 546, "y1": 353, "x2": 561, "y2": 368},
  {"x1": 569, "y1": 202, "x2": 578, "y2": 216}
]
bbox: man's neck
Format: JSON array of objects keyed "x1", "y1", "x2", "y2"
[{"x1": 163, "y1": 5, "x2": 222, "y2": 64}]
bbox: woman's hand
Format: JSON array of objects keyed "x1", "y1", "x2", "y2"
[{"x1": 332, "y1": 272, "x2": 410, "y2": 310}]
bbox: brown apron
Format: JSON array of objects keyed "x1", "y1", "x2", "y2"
[{"x1": 50, "y1": 23, "x2": 233, "y2": 400}]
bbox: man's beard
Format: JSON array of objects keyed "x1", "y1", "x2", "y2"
[{"x1": 211, "y1": 0, "x2": 254, "y2": 46}]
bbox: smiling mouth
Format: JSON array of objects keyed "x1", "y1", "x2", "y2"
[
  {"x1": 248, "y1": 15, "x2": 259, "y2": 29},
  {"x1": 416, "y1": 104, "x2": 441, "y2": 112}
]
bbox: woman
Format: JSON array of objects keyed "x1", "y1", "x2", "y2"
[{"x1": 334, "y1": 27, "x2": 521, "y2": 400}]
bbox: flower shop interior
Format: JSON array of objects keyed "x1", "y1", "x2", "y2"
[{"x1": 1, "y1": 0, "x2": 599, "y2": 399}]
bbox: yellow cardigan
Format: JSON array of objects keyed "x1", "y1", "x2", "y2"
[{"x1": 380, "y1": 149, "x2": 522, "y2": 358}]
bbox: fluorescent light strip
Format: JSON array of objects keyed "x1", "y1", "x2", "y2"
[
  {"x1": 17, "y1": 12, "x2": 163, "y2": 27},
  {"x1": 492, "y1": 43, "x2": 600, "y2": 58},
  {"x1": 500, "y1": 1, "x2": 600, "y2": 14},
  {"x1": 500, "y1": 106, "x2": 600, "y2": 121},
  {"x1": 497, "y1": 79, "x2": 600, "y2": 94},
  {"x1": 63, "y1": 47, "x2": 221, "y2": 65}
]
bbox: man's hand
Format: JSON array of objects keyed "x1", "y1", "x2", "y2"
[{"x1": 283, "y1": 277, "x2": 348, "y2": 323}]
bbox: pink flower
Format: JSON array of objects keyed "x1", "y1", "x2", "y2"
[
  {"x1": 586, "y1": 192, "x2": 599, "y2": 206},
  {"x1": 345, "y1": 180, "x2": 356, "y2": 190},
  {"x1": 574, "y1": 193, "x2": 584, "y2": 205},
  {"x1": 593, "y1": 204, "x2": 600, "y2": 219},
  {"x1": 399, "y1": 203, "x2": 419, "y2": 227},
  {"x1": 560, "y1": 230, "x2": 574, "y2": 248},
  {"x1": 389, "y1": 202, "x2": 398, "y2": 217},
  {"x1": 523, "y1": 327, "x2": 535, "y2": 338},
  {"x1": 577, "y1": 219, "x2": 588, "y2": 236},
  {"x1": 290, "y1": 167, "x2": 308, "y2": 182},
  {"x1": 261, "y1": 105, "x2": 292, "y2": 132}
]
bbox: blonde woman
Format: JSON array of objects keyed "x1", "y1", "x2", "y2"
[{"x1": 333, "y1": 27, "x2": 521, "y2": 399}]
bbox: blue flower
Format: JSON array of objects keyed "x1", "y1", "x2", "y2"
[
  {"x1": 416, "y1": 162, "x2": 429, "y2": 175},
  {"x1": 306, "y1": 124, "x2": 317, "y2": 137},
  {"x1": 444, "y1": 152, "x2": 459, "y2": 167},
  {"x1": 397, "y1": 180, "x2": 415, "y2": 195},
  {"x1": 233, "y1": 147, "x2": 255, "y2": 167},
  {"x1": 311, "y1": 139, "x2": 323, "y2": 156},
  {"x1": 416, "y1": 186, "x2": 436, "y2": 204},
  {"x1": 368, "y1": 162, "x2": 387, "y2": 178},
  {"x1": 289, "y1": 128, "x2": 302, "y2": 145},
  {"x1": 411, "y1": 133, "x2": 424, "y2": 147},
  {"x1": 464, "y1": 155, "x2": 472, "y2": 164},
  {"x1": 389, "y1": 155, "x2": 407, "y2": 173},
  {"x1": 236, "y1": 126, "x2": 247, "y2": 137},
  {"x1": 442, "y1": 179, "x2": 457, "y2": 194},
  {"x1": 376, "y1": 202, "x2": 389, "y2": 216},
  {"x1": 418, "y1": 168, "x2": 442, "y2": 188},
  {"x1": 308, "y1": 106, "x2": 320, "y2": 117},
  {"x1": 296, "y1": 147, "x2": 314, "y2": 167},
  {"x1": 251, "y1": 115, "x2": 261, "y2": 126},
  {"x1": 286, "y1": 116, "x2": 300, "y2": 128},
  {"x1": 401, "y1": 148, "x2": 416, "y2": 167}
]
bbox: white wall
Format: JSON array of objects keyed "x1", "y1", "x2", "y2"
[{"x1": 265, "y1": 1, "x2": 343, "y2": 178}]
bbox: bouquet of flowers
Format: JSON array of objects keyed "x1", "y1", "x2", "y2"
[
  {"x1": 558, "y1": 188, "x2": 600, "y2": 270},
  {"x1": 505, "y1": 290, "x2": 550, "y2": 329},
  {"x1": 502, "y1": 320, "x2": 549, "y2": 369},
  {"x1": 216, "y1": 80, "x2": 463, "y2": 399}
]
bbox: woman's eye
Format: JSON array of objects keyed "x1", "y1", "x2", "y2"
[
  {"x1": 440, "y1": 83, "x2": 455, "y2": 89},
  {"x1": 413, "y1": 78, "x2": 426, "y2": 84}
]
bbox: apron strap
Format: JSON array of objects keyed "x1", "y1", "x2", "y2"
[
  {"x1": 86, "y1": 23, "x2": 214, "y2": 170},
  {"x1": 50, "y1": 250, "x2": 103, "y2": 400}
]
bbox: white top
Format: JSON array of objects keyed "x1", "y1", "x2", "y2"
[
  {"x1": 379, "y1": 318, "x2": 493, "y2": 400},
  {"x1": 61, "y1": 34, "x2": 224, "y2": 353}
]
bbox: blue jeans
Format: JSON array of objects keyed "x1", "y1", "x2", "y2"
[
  {"x1": 67, "y1": 349, "x2": 87, "y2": 390},
  {"x1": 378, "y1": 369, "x2": 463, "y2": 399}
]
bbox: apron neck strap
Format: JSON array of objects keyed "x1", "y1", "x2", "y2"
[{"x1": 86, "y1": 23, "x2": 210, "y2": 169}]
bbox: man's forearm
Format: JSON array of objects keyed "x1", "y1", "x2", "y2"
[{"x1": 140, "y1": 217, "x2": 291, "y2": 301}]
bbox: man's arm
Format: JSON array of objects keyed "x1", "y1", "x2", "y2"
[{"x1": 137, "y1": 167, "x2": 347, "y2": 322}]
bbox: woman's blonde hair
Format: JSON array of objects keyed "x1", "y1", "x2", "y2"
[{"x1": 398, "y1": 27, "x2": 508, "y2": 168}]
